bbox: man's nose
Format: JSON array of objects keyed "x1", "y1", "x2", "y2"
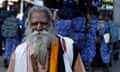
[{"x1": 36, "y1": 23, "x2": 42, "y2": 31}]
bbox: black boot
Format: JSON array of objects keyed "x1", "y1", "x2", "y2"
[
  {"x1": 85, "y1": 65, "x2": 94, "y2": 72},
  {"x1": 4, "y1": 59, "x2": 8, "y2": 68},
  {"x1": 113, "y1": 52, "x2": 119, "y2": 61},
  {"x1": 103, "y1": 64, "x2": 111, "y2": 72}
]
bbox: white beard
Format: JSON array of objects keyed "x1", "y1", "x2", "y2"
[{"x1": 29, "y1": 30, "x2": 52, "y2": 66}]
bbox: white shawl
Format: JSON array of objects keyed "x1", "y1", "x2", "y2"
[
  {"x1": 59, "y1": 35, "x2": 74, "y2": 72},
  {"x1": 14, "y1": 42, "x2": 28, "y2": 72}
]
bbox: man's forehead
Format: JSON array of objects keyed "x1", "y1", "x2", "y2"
[{"x1": 31, "y1": 12, "x2": 47, "y2": 21}]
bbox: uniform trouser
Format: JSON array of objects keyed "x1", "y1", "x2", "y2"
[
  {"x1": 4, "y1": 37, "x2": 19, "y2": 60},
  {"x1": 92, "y1": 43, "x2": 103, "y2": 66},
  {"x1": 0, "y1": 24, "x2": 3, "y2": 54},
  {"x1": 0, "y1": 38, "x2": 2, "y2": 54}
]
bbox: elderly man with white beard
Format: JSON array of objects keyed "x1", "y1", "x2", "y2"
[{"x1": 7, "y1": 6, "x2": 86, "y2": 72}]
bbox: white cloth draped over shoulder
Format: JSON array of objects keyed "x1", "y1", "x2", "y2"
[
  {"x1": 60, "y1": 36, "x2": 74, "y2": 72},
  {"x1": 14, "y1": 42, "x2": 30, "y2": 72}
]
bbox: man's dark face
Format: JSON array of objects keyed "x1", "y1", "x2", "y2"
[
  {"x1": 30, "y1": 11, "x2": 49, "y2": 31},
  {"x1": 104, "y1": 16, "x2": 109, "y2": 22}
]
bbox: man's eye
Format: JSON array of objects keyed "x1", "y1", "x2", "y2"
[
  {"x1": 40, "y1": 21, "x2": 48, "y2": 25},
  {"x1": 31, "y1": 21, "x2": 48, "y2": 26},
  {"x1": 31, "y1": 22, "x2": 38, "y2": 25}
]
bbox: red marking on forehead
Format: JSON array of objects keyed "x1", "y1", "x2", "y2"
[
  {"x1": 36, "y1": 15, "x2": 41, "y2": 20},
  {"x1": 31, "y1": 12, "x2": 41, "y2": 20}
]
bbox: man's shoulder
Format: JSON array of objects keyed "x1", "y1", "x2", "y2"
[
  {"x1": 62, "y1": 37, "x2": 74, "y2": 43},
  {"x1": 57, "y1": 34, "x2": 74, "y2": 43},
  {"x1": 17, "y1": 42, "x2": 27, "y2": 47},
  {"x1": 15, "y1": 42, "x2": 28, "y2": 53}
]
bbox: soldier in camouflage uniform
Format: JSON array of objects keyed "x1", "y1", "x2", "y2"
[
  {"x1": 1, "y1": 7, "x2": 19, "y2": 68},
  {"x1": 0, "y1": 1, "x2": 10, "y2": 55}
]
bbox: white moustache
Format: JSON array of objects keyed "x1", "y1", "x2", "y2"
[{"x1": 31, "y1": 30, "x2": 50, "y2": 37}]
